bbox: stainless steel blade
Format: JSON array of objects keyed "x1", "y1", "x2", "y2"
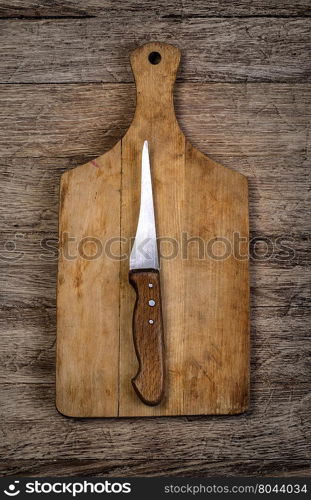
[{"x1": 129, "y1": 141, "x2": 159, "y2": 270}]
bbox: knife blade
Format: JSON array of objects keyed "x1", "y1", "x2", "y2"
[{"x1": 129, "y1": 141, "x2": 165, "y2": 406}]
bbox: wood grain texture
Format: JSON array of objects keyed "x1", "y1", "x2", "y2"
[
  {"x1": 0, "y1": 0, "x2": 310, "y2": 476},
  {"x1": 56, "y1": 143, "x2": 121, "y2": 417},
  {"x1": 0, "y1": 152, "x2": 310, "y2": 235},
  {"x1": 1, "y1": 304, "x2": 310, "y2": 389},
  {"x1": 1, "y1": 211, "x2": 309, "y2": 319},
  {"x1": 1, "y1": 18, "x2": 310, "y2": 83},
  {"x1": 0, "y1": 83, "x2": 309, "y2": 160},
  {"x1": 1, "y1": 1, "x2": 311, "y2": 18},
  {"x1": 129, "y1": 270, "x2": 165, "y2": 406},
  {"x1": 1, "y1": 305, "x2": 310, "y2": 385},
  {"x1": 0, "y1": 459, "x2": 310, "y2": 478},
  {"x1": 1, "y1": 384, "x2": 310, "y2": 460},
  {"x1": 57, "y1": 42, "x2": 249, "y2": 417}
]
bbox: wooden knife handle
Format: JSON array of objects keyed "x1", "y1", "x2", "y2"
[{"x1": 129, "y1": 269, "x2": 165, "y2": 406}]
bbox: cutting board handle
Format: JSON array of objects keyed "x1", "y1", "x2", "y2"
[{"x1": 130, "y1": 42, "x2": 181, "y2": 122}]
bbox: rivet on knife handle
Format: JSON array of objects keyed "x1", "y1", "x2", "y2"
[
  {"x1": 129, "y1": 269, "x2": 165, "y2": 405},
  {"x1": 129, "y1": 141, "x2": 165, "y2": 405}
]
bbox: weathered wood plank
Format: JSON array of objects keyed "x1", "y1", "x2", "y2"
[
  {"x1": 1, "y1": 229, "x2": 310, "y2": 309},
  {"x1": 0, "y1": 2, "x2": 309, "y2": 475},
  {"x1": 0, "y1": 84, "x2": 309, "y2": 158},
  {"x1": 0, "y1": 383, "x2": 309, "y2": 459},
  {"x1": 0, "y1": 305, "x2": 309, "y2": 385},
  {"x1": 0, "y1": 84, "x2": 310, "y2": 235},
  {"x1": 2, "y1": 256, "x2": 311, "y2": 309},
  {"x1": 0, "y1": 459, "x2": 310, "y2": 477},
  {"x1": 0, "y1": 84, "x2": 133, "y2": 158},
  {"x1": 1, "y1": 1, "x2": 310, "y2": 19},
  {"x1": 1, "y1": 19, "x2": 310, "y2": 83},
  {"x1": 1, "y1": 154, "x2": 310, "y2": 233}
]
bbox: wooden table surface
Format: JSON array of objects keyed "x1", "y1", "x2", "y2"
[{"x1": 0, "y1": 0, "x2": 310, "y2": 477}]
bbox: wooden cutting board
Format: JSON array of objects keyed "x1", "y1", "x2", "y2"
[{"x1": 56, "y1": 42, "x2": 249, "y2": 417}]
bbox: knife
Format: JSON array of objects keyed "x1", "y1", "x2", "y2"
[{"x1": 129, "y1": 141, "x2": 165, "y2": 406}]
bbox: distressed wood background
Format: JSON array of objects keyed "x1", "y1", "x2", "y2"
[{"x1": 0, "y1": 0, "x2": 310, "y2": 477}]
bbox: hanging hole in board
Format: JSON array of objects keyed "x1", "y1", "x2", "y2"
[{"x1": 148, "y1": 52, "x2": 161, "y2": 65}]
